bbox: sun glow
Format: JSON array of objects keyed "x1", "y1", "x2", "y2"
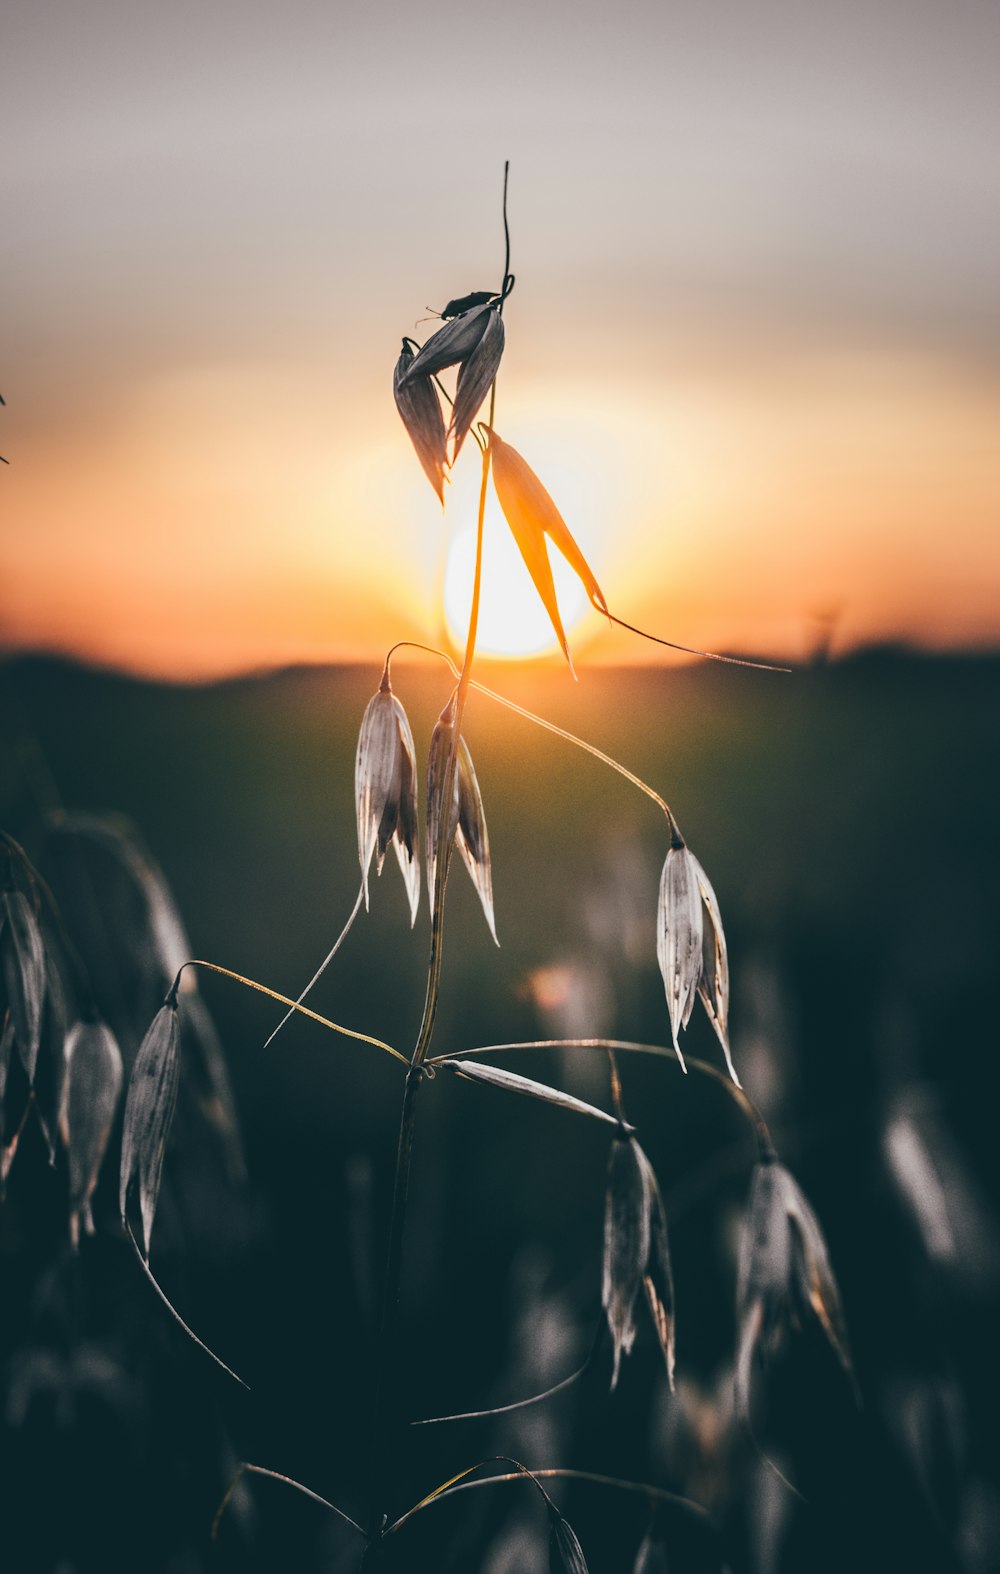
[{"x1": 443, "y1": 505, "x2": 590, "y2": 661}]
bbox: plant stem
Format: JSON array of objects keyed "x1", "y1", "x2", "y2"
[{"x1": 365, "y1": 163, "x2": 510, "y2": 1550}]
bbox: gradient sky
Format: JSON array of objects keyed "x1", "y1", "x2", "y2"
[{"x1": 2, "y1": 0, "x2": 999, "y2": 676}]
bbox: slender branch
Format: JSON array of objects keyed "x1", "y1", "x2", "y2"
[
  {"x1": 381, "y1": 641, "x2": 677, "y2": 829},
  {"x1": 387, "y1": 1455, "x2": 551, "y2": 1536},
  {"x1": 411, "y1": 1320, "x2": 604, "y2": 1426},
  {"x1": 175, "y1": 959, "x2": 406, "y2": 1065},
  {"x1": 211, "y1": 1461, "x2": 364, "y2": 1542},
  {"x1": 388, "y1": 1463, "x2": 712, "y2": 1536},
  {"x1": 263, "y1": 878, "x2": 365, "y2": 1049},
  {"x1": 125, "y1": 1221, "x2": 248, "y2": 1388},
  {"x1": 428, "y1": 1037, "x2": 774, "y2": 1156},
  {"x1": 601, "y1": 608, "x2": 791, "y2": 673}
]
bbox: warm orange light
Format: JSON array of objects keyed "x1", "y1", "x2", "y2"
[{"x1": 443, "y1": 510, "x2": 589, "y2": 660}]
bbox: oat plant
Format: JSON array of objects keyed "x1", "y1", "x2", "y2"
[{"x1": 1, "y1": 167, "x2": 861, "y2": 1572}]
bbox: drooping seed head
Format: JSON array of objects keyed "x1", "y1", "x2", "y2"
[
  {"x1": 400, "y1": 302, "x2": 495, "y2": 383},
  {"x1": 735, "y1": 1157, "x2": 853, "y2": 1421},
  {"x1": 62, "y1": 1018, "x2": 124, "y2": 1248},
  {"x1": 602, "y1": 1133, "x2": 651, "y2": 1389},
  {"x1": 602, "y1": 1134, "x2": 677, "y2": 1391},
  {"x1": 448, "y1": 308, "x2": 505, "y2": 461},
  {"x1": 355, "y1": 680, "x2": 421, "y2": 926},
  {"x1": 484, "y1": 428, "x2": 607, "y2": 672},
  {"x1": 637, "y1": 1143, "x2": 677, "y2": 1391},
  {"x1": 656, "y1": 843, "x2": 739, "y2": 1085},
  {"x1": 393, "y1": 341, "x2": 447, "y2": 504}
]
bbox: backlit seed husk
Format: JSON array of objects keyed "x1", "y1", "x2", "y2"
[
  {"x1": 691, "y1": 854, "x2": 735, "y2": 1082},
  {"x1": 656, "y1": 848, "x2": 702, "y2": 1071},
  {"x1": 393, "y1": 342, "x2": 447, "y2": 503},
  {"x1": 484, "y1": 428, "x2": 607, "y2": 671},
  {"x1": 355, "y1": 685, "x2": 421, "y2": 926},
  {"x1": 0, "y1": 886, "x2": 47, "y2": 1083},
  {"x1": 448, "y1": 309, "x2": 505, "y2": 460},
  {"x1": 119, "y1": 1001, "x2": 180, "y2": 1257},
  {"x1": 657, "y1": 844, "x2": 739, "y2": 1085},
  {"x1": 487, "y1": 428, "x2": 607, "y2": 612},
  {"x1": 400, "y1": 303, "x2": 494, "y2": 382},
  {"x1": 63, "y1": 1019, "x2": 124, "y2": 1248}
]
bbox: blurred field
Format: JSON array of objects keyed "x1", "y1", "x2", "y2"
[{"x1": 1, "y1": 650, "x2": 998, "y2": 1573}]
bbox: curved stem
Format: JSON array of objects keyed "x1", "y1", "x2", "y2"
[
  {"x1": 428, "y1": 1037, "x2": 774, "y2": 1156},
  {"x1": 601, "y1": 608, "x2": 792, "y2": 673},
  {"x1": 174, "y1": 959, "x2": 406, "y2": 1065},
  {"x1": 411, "y1": 1319, "x2": 604, "y2": 1427},
  {"x1": 211, "y1": 1461, "x2": 364, "y2": 1542},
  {"x1": 380, "y1": 641, "x2": 676, "y2": 829},
  {"x1": 388, "y1": 1463, "x2": 712, "y2": 1536},
  {"x1": 262, "y1": 878, "x2": 365, "y2": 1049}
]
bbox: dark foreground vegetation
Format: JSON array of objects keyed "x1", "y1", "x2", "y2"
[{"x1": 1, "y1": 648, "x2": 998, "y2": 1573}]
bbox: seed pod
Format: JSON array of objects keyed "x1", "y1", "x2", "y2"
[
  {"x1": 484, "y1": 428, "x2": 607, "y2": 670},
  {"x1": 119, "y1": 999, "x2": 180, "y2": 1257},
  {"x1": 393, "y1": 341, "x2": 447, "y2": 503},
  {"x1": 602, "y1": 1133, "x2": 651, "y2": 1388},
  {"x1": 548, "y1": 1504, "x2": 590, "y2": 1574},
  {"x1": 656, "y1": 848, "x2": 702, "y2": 1072},
  {"x1": 400, "y1": 303, "x2": 494, "y2": 382},
  {"x1": 62, "y1": 1019, "x2": 124, "y2": 1247},
  {"x1": 736, "y1": 1157, "x2": 853, "y2": 1421},
  {"x1": 425, "y1": 703, "x2": 497, "y2": 941},
  {"x1": 638, "y1": 1145, "x2": 677, "y2": 1391},
  {"x1": 448, "y1": 309, "x2": 505, "y2": 460},
  {"x1": 602, "y1": 1135, "x2": 677, "y2": 1390},
  {"x1": 657, "y1": 843, "x2": 738, "y2": 1085},
  {"x1": 0, "y1": 885, "x2": 47, "y2": 1082},
  {"x1": 355, "y1": 681, "x2": 421, "y2": 925}
]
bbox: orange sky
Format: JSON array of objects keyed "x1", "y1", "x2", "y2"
[{"x1": 3, "y1": 0, "x2": 999, "y2": 678}]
